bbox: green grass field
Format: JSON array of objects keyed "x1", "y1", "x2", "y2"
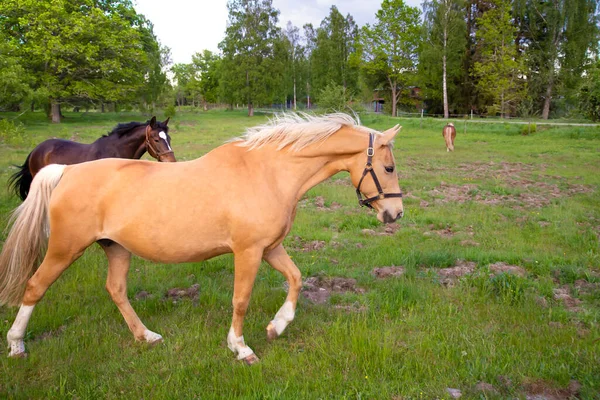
[{"x1": 0, "y1": 110, "x2": 599, "y2": 399}]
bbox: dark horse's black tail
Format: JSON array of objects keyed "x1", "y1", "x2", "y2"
[{"x1": 8, "y1": 153, "x2": 33, "y2": 201}]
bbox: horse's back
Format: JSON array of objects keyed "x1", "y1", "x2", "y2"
[{"x1": 29, "y1": 139, "x2": 93, "y2": 175}]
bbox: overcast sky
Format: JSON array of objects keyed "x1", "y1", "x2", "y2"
[{"x1": 134, "y1": 0, "x2": 423, "y2": 64}]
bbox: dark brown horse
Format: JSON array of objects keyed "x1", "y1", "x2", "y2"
[{"x1": 9, "y1": 117, "x2": 175, "y2": 200}]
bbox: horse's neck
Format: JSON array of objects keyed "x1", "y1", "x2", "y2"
[
  {"x1": 94, "y1": 127, "x2": 146, "y2": 158},
  {"x1": 251, "y1": 127, "x2": 368, "y2": 202}
]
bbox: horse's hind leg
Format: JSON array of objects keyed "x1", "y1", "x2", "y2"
[
  {"x1": 263, "y1": 244, "x2": 301, "y2": 341},
  {"x1": 100, "y1": 241, "x2": 162, "y2": 344},
  {"x1": 7, "y1": 238, "x2": 86, "y2": 357}
]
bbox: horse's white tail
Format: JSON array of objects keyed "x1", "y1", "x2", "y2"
[{"x1": 0, "y1": 164, "x2": 66, "y2": 306}]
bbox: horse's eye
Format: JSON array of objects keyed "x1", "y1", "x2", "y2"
[{"x1": 385, "y1": 166, "x2": 394, "y2": 173}]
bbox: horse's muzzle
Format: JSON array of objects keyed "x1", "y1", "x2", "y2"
[
  {"x1": 159, "y1": 153, "x2": 177, "y2": 162},
  {"x1": 383, "y1": 210, "x2": 403, "y2": 223}
]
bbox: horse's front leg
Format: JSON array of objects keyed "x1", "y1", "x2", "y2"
[
  {"x1": 263, "y1": 244, "x2": 302, "y2": 341},
  {"x1": 227, "y1": 247, "x2": 263, "y2": 365}
]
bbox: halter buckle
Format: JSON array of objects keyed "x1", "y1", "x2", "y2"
[{"x1": 367, "y1": 147, "x2": 374, "y2": 157}]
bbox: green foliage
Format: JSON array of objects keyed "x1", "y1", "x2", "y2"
[
  {"x1": 219, "y1": 0, "x2": 283, "y2": 114},
  {"x1": 419, "y1": 0, "x2": 467, "y2": 115},
  {"x1": 360, "y1": 0, "x2": 421, "y2": 117},
  {"x1": 578, "y1": 61, "x2": 600, "y2": 121},
  {"x1": 0, "y1": 118, "x2": 28, "y2": 146},
  {"x1": 309, "y1": 6, "x2": 360, "y2": 101},
  {"x1": 317, "y1": 82, "x2": 353, "y2": 112},
  {"x1": 164, "y1": 105, "x2": 176, "y2": 119},
  {"x1": 0, "y1": 0, "x2": 168, "y2": 120},
  {"x1": 472, "y1": 0, "x2": 525, "y2": 117}
]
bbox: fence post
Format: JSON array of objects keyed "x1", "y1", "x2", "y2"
[
  {"x1": 420, "y1": 109, "x2": 423, "y2": 129},
  {"x1": 464, "y1": 119, "x2": 467, "y2": 135},
  {"x1": 470, "y1": 109, "x2": 473, "y2": 120}
]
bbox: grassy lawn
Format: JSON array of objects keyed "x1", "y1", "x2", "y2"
[{"x1": 0, "y1": 110, "x2": 599, "y2": 399}]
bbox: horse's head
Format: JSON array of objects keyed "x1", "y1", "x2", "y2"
[
  {"x1": 350, "y1": 125, "x2": 404, "y2": 224},
  {"x1": 146, "y1": 116, "x2": 176, "y2": 162}
]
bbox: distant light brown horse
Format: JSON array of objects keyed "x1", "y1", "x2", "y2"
[
  {"x1": 443, "y1": 123, "x2": 456, "y2": 152},
  {"x1": 8, "y1": 116, "x2": 175, "y2": 200},
  {"x1": 0, "y1": 113, "x2": 403, "y2": 364}
]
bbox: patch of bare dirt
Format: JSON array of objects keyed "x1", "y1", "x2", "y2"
[
  {"x1": 35, "y1": 325, "x2": 66, "y2": 341},
  {"x1": 288, "y1": 236, "x2": 327, "y2": 252},
  {"x1": 427, "y1": 165, "x2": 592, "y2": 208},
  {"x1": 437, "y1": 260, "x2": 477, "y2": 286},
  {"x1": 473, "y1": 382, "x2": 498, "y2": 395},
  {"x1": 302, "y1": 276, "x2": 366, "y2": 304},
  {"x1": 553, "y1": 286, "x2": 582, "y2": 312},
  {"x1": 362, "y1": 223, "x2": 401, "y2": 236},
  {"x1": 522, "y1": 379, "x2": 581, "y2": 400},
  {"x1": 166, "y1": 283, "x2": 200, "y2": 301},
  {"x1": 488, "y1": 262, "x2": 527, "y2": 277},
  {"x1": 460, "y1": 240, "x2": 480, "y2": 247},
  {"x1": 313, "y1": 196, "x2": 342, "y2": 211},
  {"x1": 372, "y1": 266, "x2": 406, "y2": 278},
  {"x1": 135, "y1": 290, "x2": 151, "y2": 300},
  {"x1": 424, "y1": 225, "x2": 455, "y2": 238},
  {"x1": 573, "y1": 278, "x2": 600, "y2": 295}
]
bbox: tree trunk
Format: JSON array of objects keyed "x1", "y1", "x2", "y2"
[
  {"x1": 101, "y1": 102, "x2": 105, "y2": 113},
  {"x1": 51, "y1": 101, "x2": 61, "y2": 123},
  {"x1": 203, "y1": 99, "x2": 208, "y2": 111},
  {"x1": 293, "y1": 77, "x2": 297, "y2": 111},
  {"x1": 306, "y1": 80, "x2": 311, "y2": 109},
  {"x1": 389, "y1": 77, "x2": 398, "y2": 117},
  {"x1": 248, "y1": 102, "x2": 254, "y2": 117},
  {"x1": 30, "y1": 101, "x2": 35, "y2": 112},
  {"x1": 542, "y1": 75, "x2": 553, "y2": 120},
  {"x1": 443, "y1": 23, "x2": 449, "y2": 119}
]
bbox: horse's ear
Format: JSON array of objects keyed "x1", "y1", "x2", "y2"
[
  {"x1": 163, "y1": 117, "x2": 170, "y2": 126},
  {"x1": 149, "y1": 116, "x2": 157, "y2": 128},
  {"x1": 379, "y1": 124, "x2": 401, "y2": 146}
]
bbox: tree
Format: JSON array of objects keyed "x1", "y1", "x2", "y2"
[
  {"x1": 171, "y1": 63, "x2": 195, "y2": 110},
  {"x1": 219, "y1": 0, "x2": 283, "y2": 116},
  {"x1": 0, "y1": 32, "x2": 32, "y2": 111},
  {"x1": 514, "y1": 0, "x2": 599, "y2": 119},
  {"x1": 472, "y1": 0, "x2": 524, "y2": 117},
  {"x1": 283, "y1": 22, "x2": 302, "y2": 110},
  {"x1": 578, "y1": 60, "x2": 600, "y2": 121},
  {"x1": 0, "y1": 0, "x2": 159, "y2": 122},
  {"x1": 310, "y1": 6, "x2": 360, "y2": 101},
  {"x1": 361, "y1": 0, "x2": 421, "y2": 117},
  {"x1": 421, "y1": 0, "x2": 466, "y2": 118},
  {"x1": 192, "y1": 50, "x2": 222, "y2": 110}
]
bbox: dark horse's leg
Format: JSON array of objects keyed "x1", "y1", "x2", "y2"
[{"x1": 8, "y1": 153, "x2": 33, "y2": 201}]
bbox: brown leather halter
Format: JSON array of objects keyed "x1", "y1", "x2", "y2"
[
  {"x1": 356, "y1": 132, "x2": 403, "y2": 209},
  {"x1": 145, "y1": 129, "x2": 174, "y2": 160}
]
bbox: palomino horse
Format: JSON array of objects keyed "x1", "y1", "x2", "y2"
[
  {"x1": 443, "y1": 122, "x2": 456, "y2": 152},
  {"x1": 0, "y1": 113, "x2": 403, "y2": 364},
  {"x1": 8, "y1": 116, "x2": 175, "y2": 200}
]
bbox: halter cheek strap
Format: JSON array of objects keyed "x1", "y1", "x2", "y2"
[
  {"x1": 145, "y1": 129, "x2": 174, "y2": 160},
  {"x1": 356, "y1": 132, "x2": 403, "y2": 209}
]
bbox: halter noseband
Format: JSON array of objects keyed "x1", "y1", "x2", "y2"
[
  {"x1": 355, "y1": 132, "x2": 403, "y2": 209},
  {"x1": 145, "y1": 129, "x2": 174, "y2": 160}
]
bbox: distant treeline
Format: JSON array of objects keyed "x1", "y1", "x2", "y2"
[{"x1": 1, "y1": 0, "x2": 600, "y2": 122}]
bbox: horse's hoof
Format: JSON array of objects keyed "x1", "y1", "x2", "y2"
[
  {"x1": 143, "y1": 330, "x2": 163, "y2": 345},
  {"x1": 8, "y1": 350, "x2": 27, "y2": 358},
  {"x1": 243, "y1": 354, "x2": 260, "y2": 365},
  {"x1": 266, "y1": 322, "x2": 278, "y2": 342}
]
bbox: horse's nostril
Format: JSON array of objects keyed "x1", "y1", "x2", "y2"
[{"x1": 397, "y1": 211, "x2": 404, "y2": 219}]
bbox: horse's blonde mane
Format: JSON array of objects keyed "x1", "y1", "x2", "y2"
[{"x1": 233, "y1": 112, "x2": 378, "y2": 151}]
